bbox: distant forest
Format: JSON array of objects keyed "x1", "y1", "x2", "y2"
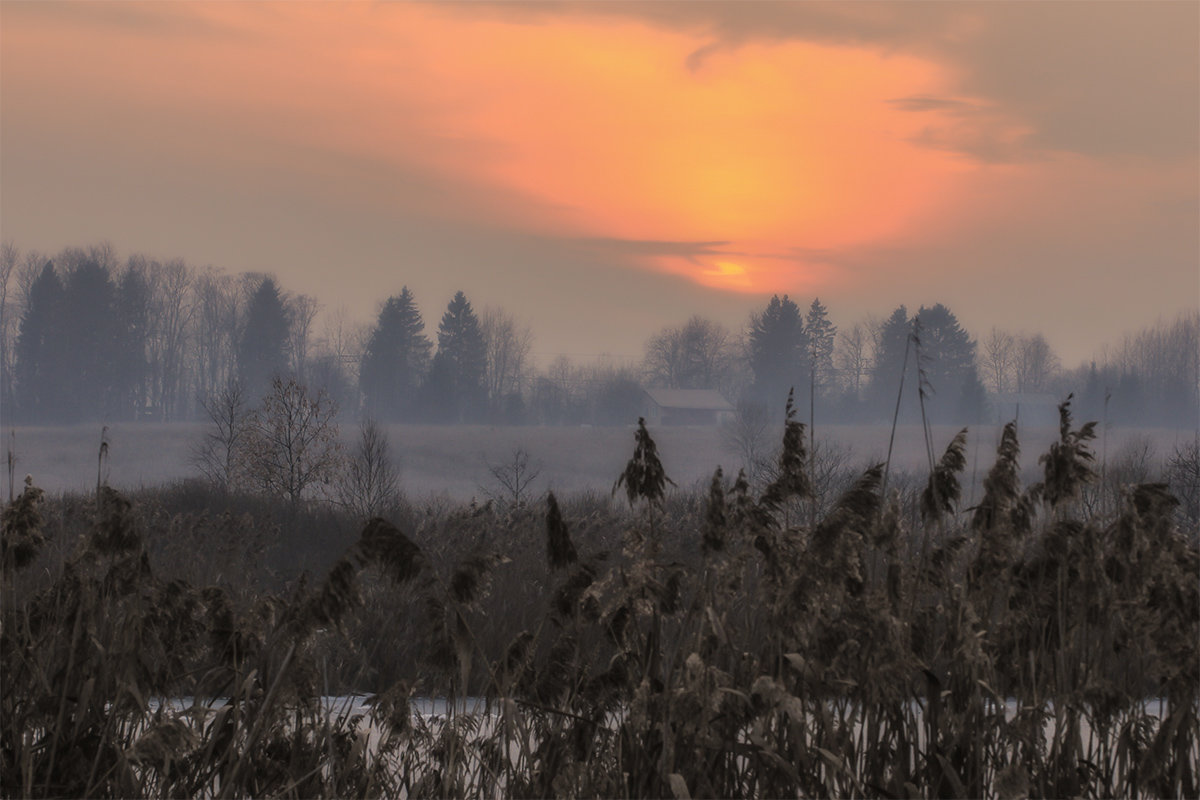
[{"x1": 1, "y1": 241, "x2": 1196, "y2": 428}]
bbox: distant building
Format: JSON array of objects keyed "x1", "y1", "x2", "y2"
[
  {"x1": 991, "y1": 393, "x2": 1060, "y2": 427},
  {"x1": 643, "y1": 388, "x2": 734, "y2": 426}
]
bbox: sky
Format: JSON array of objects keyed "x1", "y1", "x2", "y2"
[{"x1": 2, "y1": 1, "x2": 1197, "y2": 367}]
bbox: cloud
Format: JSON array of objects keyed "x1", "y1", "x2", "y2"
[
  {"x1": 889, "y1": 96, "x2": 976, "y2": 114},
  {"x1": 467, "y1": 2, "x2": 1199, "y2": 163}
]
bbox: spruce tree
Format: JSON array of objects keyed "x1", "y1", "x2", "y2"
[
  {"x1": 237, "y1": 277, "x2": 291, "y2": 402},
  {"x1": 915, "y1": 303, "x2": 978, "y2": 420},
  {"x1": 359, "y1": 287, "x2": 432, "y2": 421},
  {"x1": 806, "y1": 298, "x2": 837, "y2": 395},
  {"x1": 425, "y1": 291, "x2": 486, "y2": 422},
  {"x1": 748, "y1": 294, "x2": 808, "y2": 411}
]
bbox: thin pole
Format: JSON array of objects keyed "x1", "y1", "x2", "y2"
[{"x1": 881, "y1": 334, "x2": 912, "y2": 500}]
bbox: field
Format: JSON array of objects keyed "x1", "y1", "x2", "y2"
[
  {"x1": 6, "y1": 420, "x2": 1194, "y2": 500},
  {"x1": 2, "y1": 409, "x2": 1197, "y2": 798}
]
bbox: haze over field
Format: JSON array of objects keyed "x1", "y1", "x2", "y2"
[
  {"x1": 2, "y1": 1, "x2": 1197, "y2": 367},
  {"x1": 3, "y1": 8, "x2": 1199, "y2": 796},
  {"x1": 9, "y1": 422, "x2": 1194, "y2": 503}
]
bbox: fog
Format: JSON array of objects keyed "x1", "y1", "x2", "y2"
[{"x1": 1, "y1": 242, "x2": 1197, "y2": 506}]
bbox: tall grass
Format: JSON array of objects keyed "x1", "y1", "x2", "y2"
[{"x1": 2, "y1": 398, "x2": 1197, "y2": 798}]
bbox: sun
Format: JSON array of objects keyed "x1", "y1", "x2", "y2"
[{"x1": 697, "y1": 261, "x2": 753, "y2": 291}]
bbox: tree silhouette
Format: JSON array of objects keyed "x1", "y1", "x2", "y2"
[
  {"x1": 13, "y1": 262, "x2": 63, "y2": 422},
  {"x1": 748, "y1": 294, "x2": 809, "y2": 410},
  {"x1": 58, "y1": 259, "x2": 123, "y2": 422},
  {"x1": 915, "y1": 304, "x2": 975, "y2": 390},
  {"x1": 112, "y1": 264, "x2": 151, "y2": 420},
  {"x1": 915, "y1": 303, "x2": 978, "y2": 420},
  {"x1": 422, "y1": 291, "x2": 486, "y2": 422},
  {"x1": 643, "y1": 315, "x2": 731, "y2": 390},
  {"x1": 237, "y1": 276, "x2": 291, "y2": 402},
  {"x1": 868, "y1": 305, "x2": 912, "y2": 419},
  {"x1": 806, "y1": 298, "x2": 837, "y2": 396},
  {"x1": 247, "y1": 376, "x2": 342, "y2": 505},
  {"x1": 359, "y1": 287, "x2": 431, "y2": 422}
]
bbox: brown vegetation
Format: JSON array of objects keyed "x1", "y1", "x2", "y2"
[{"x1": 2, "y1": 399, "x2": 1197, "y2": 798}]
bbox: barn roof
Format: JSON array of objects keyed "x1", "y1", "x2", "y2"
[{"x1": 644, "y1": 388, "x2": 734, "y2": 411}]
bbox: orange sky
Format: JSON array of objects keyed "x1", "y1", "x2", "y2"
[{"x1": 1, "y1": 2, "x2": 1196, "y2": 364}]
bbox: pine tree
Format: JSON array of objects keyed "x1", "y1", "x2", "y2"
[
  {"x1": 915, "y1": 303, "x2": 978, "y2": 420},
  {"x1": 426, "y1": 291, "x2": 486, "y2": 422},
  {"x1": 237, "y1": 277, "x2": 291, "y2": 402},
  {"x1": 359, "y1": 287, "x2": 432, "y2": 421},
  {"x1": 748, "y1": 294, "x2": 808, "y2": 411},
  {"x1": 806, "y1": 298, "x2": 837, "y2": 395}
]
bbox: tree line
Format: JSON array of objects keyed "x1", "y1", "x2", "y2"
[{"x1": 1, "y1": 241, "x2": 1196, "y2": 428}]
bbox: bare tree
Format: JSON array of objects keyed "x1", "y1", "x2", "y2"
[
  {"x1": 720, "y1": 398, "x2": 773, "y2": 484},
  {"x1": 337, "y1": 417, "x2": 401, "y2": 519},
  {"x1": 0, "y1": 242, "x2": 18, "y2": 412},
  {"x1": 14, "y1": 250, "x2": 45, "y2": 316},
  {"x1": 1166, "y1": 436, "x2": 1199, "y2": 529},
  {"x1": 192, "y1": 381, "x2": 256, "y2": 491},
  {"x1": 483, "y1": 447, "x2": 542, "y2": 508},
  {"x1": 192, "y1": 267, "x2": 241, "y2": 402},
  {"x1": 643, "y1": 316, "x2": 731, "y2": 389},
  {"x1": 1114, "y1": 311, "x2": 1199, "y2": 415},
  {"x1": 806, "y1": 439, "x2": 856, "y2": 518},
  {"x1": 1014, "y1": 333, "x2": 1060, "y2": 393},
  {"x1": 319, "y1": 305, "x2": 371, "y2": 364},
  {"x1": 0, "y1": 242, "x2": 16, "y2": 321},
  {"x1": 481, "y1": 306, "x2": 533, "y2": 414},
  {"x1": 5, "y1": 250, "x2": 46, "y2": 418},
  {"x1": 146, "y1": 258, "x2": 194, "y2": 420},
  {"x1": 862, "y1": 312, "x2": 885, "y2": 374},
  {"x1": 981, "y1": 327, "x2": 1015, "y2": 394},
  {"x1": 89, "y1": 240, "x2": 120, "y2": 272},
  {"x1": 835, "y1": 323, "x2": 871, "y2": 398},
  {"x1": 531, "y1": 355, "x2": 580, "y2": 424},
  {"x1": 247, "y1": 377, "x2": 343, "y2": 505},
  {"x1": 288, "y1": 293, "x2": 321, "y2": 384}
]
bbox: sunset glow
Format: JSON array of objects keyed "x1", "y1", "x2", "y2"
[
  {"x1": 4, "y1": 4, "x2": 988, "y2": 293},
  {"x1": 2, "y1": 2, "x2": 1196, "y2": 364}
]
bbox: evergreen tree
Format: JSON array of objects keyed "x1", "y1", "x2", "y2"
[
  {"x1": 805, "y1": 298, "x2": 837, "y2": 395},
  {"x1": 237, "y1": 277, "x2": 291, "y2": 402},
  {"x1": 424, "y1": 291, "x2": 486, "y2": 422},
  {"x1": 915, "y1": 303, "x2": 978, "y2": 420},
  {"x1": 359, "y1": 287, "x2": 432, "y2": 421},
  {"x1": 868, "y1": 305, "x2": 912, "y2": 419},
  {"x1": 13, "y1": 262, "x2": 63, "y2": 422},
  {"x1": 916, "y1": 304, "x2": 975, "y2": 389},
  {"x1": 748, "y1": 294, "x2": 808, "y2": 411}
]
